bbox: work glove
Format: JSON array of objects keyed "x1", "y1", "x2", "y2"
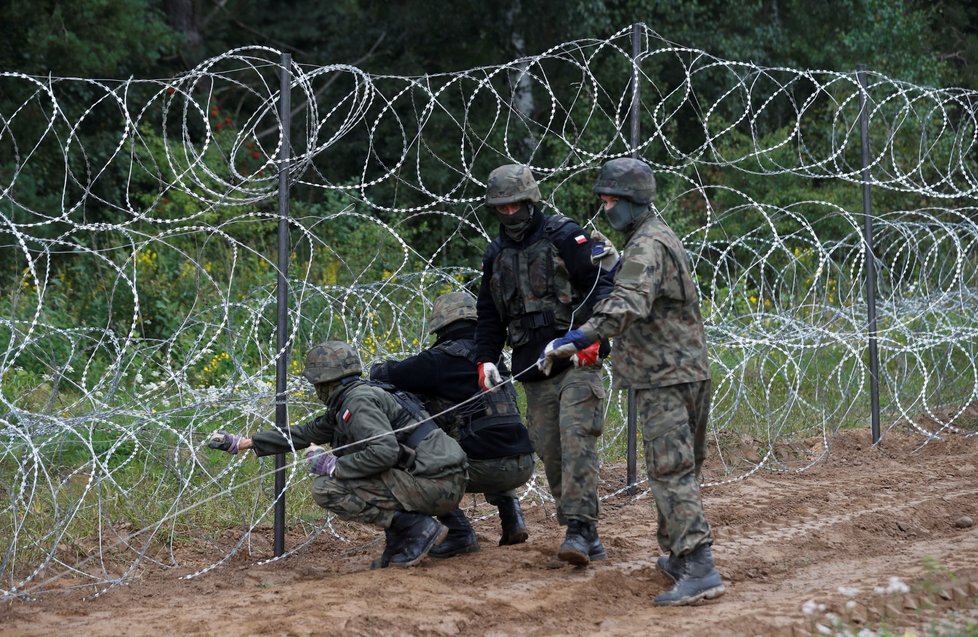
[
  {"x1": 477, "y1": 361, "x2": 503, "y2": 391},
  {"x1": 589, "y1": 229, "x2": 620, "y2": 272},
  {"x1": 537, "y1": 329, "x2": 594, "y2": 375},
  {"x1": 208, "y1": 431, "x2": 242, "y2": 455},
  {"x1": 305, "y1": 445, "x2": 337, "y2": 477},
  {"x1": 571, "y1": 341, "x2": 602, "y2": 368}
]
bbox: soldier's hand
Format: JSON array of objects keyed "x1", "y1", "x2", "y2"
[
  {"x1": 571, "y1": 341, "x2": 602, "y2": 368},
  {"x1": 477, "y1": 361, "x2": 503, "y2": 391},
  {"x1": 207, "y1": 431, "x2": 242, "y2": 455},
  {"x1": 305, "y1": 444, "x2": 337, "y2": 477},
  {"x1": 537, "y1": 329, "x2": 593, "y2": 375},
  {"x1": 589, "y1": 229, "x2": 620, "y2": 272}
]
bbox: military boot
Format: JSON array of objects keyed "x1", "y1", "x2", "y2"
[
  {"x1": 387, "y1": 512, "x2": 448, "y2": 568},
  {"x1": 557, "y1": 520, "x2": 604, "y2": 566},
  {"x1": 370, "y1": 528, "x2": 402, "y2": 569},
  {"x1": 655, "y1": 553, "x2": 684, "y2": 582},
  {"x1": 429, "y1": 508, "x2": 480, "y2": 558},
  {"x1": 654, "y1": 544, "x2": 725, "y2": 606},
  {"x1": 588, "y1": 525, "x2": 607, "y2": 561},
  {"x1": 497, "y1": 497, "x2": 529, "y2": 546}
]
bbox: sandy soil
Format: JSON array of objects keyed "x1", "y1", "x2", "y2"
[{"x1": 3, "y1": 426, "x2": 978, "y2": 637}]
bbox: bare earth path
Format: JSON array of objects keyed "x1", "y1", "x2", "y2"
[{"x1": 4, "y1": 427, "x2": 978, "y2": 636}]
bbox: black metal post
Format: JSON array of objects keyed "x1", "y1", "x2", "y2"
[
  {"x1": 273, "y1": 52, "x2": 292, "y2": 556},
  {"x1": 856, "y1": 64, "x2": 881, "y2": 444},
  {"x1": 626, "y1": 24, "x2": 641, "y2": 495}
]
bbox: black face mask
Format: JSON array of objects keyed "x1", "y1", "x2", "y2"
[{"x1": 495, "y1": 203, "x2": 533, "y2": 240}]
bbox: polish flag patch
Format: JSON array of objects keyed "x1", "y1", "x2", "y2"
[
  {"x1": 342, "y1": 409, "x2": 352, "y2": 422},
  {"x1": 574, "y1": 234, "x2": 587, "y2": 244}
]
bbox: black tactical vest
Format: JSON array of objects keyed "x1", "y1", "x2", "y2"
[{"x1": 486, "y1": 213, "x2": 591, "y2": 348}]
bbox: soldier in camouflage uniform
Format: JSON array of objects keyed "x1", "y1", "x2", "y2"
[
  {"x1": 370, "y1": 291, "x2": 535, "y2": 557},
  {"x1": 208, "y1": 340, "x2": 468, "y2": 569},
  {"x1": 474, "y1": 164, "x2": 616, "y2": 566},
  {"x1": 539, "y1": 158, "x2": 726, "y2": 605}
]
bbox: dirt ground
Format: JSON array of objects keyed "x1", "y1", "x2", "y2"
[{"x1": 3, "y1": 426, "x2": 978, "y2": 637}]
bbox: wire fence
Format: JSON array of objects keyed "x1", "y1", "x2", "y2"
[{"x1": 2, "y1": 24, "x2": 977, "y2": 598}]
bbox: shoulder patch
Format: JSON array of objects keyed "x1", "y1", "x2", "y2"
[
  {"x1": 574, "y1": 234, "x2": 587, "y2": 244},
  {"x1": 342, "y1": 409, "x2": 352, "y2": 422}
]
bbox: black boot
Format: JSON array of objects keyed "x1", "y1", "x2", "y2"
[
  {"x1": 370, "y1": 528, "x2": 401, "y2": 569},
  {"x1": 654, "y1": 544, "x2": 725, "y2": 606},
  {"x1": 429, "y1": 508, "x2": 479, "y2": 558},
  {"x1": 497, "y1": 497, "x2": 529, "y2": 546},
  {"x1": 387, "y1": 512, "x2": 448, "y2": 568},
  {"x1": 588, "y1": 526, "x2": 607, "y2": 561},
  {"x1": 557, "y1": 520, "x2": 604, "y2": 565},
  {"x1": 655, "y1": 554, "x2": 684, "y2": 582}
]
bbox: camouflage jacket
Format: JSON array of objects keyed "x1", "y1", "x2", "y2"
[
  {"x1": 579, "y1": 213, "x2": 710, "y2": 389},
  {"x1": 250, "y1": 381, "x2": 466, "y2": 479}
]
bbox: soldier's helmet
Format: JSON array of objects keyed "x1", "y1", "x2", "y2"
[
  {"x1": 592, "y1": 158, "x2": 656, "y2": 205},
  {"x1": 485, "y1": 164, "x2": 541, "y2": 206},
  {"x1": 301, "y1": 341, "x2": 362, "y2": 384},
  {"x1": 428, "y1": 291, "x2": 477, "y2": 334}
]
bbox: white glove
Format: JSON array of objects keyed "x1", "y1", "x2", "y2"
[
  {"x1": 589, "y1": 229, "x2": 620, "y2": 272},
  {"x1": 477, "y1": 361, "x2": 503, "y2": 391}
]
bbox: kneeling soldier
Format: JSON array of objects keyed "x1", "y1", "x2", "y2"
[{"x1": 209, "y1": 340, "x2": 468, "y2": 568}]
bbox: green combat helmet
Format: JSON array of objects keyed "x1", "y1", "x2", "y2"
[
  {"x1": 428, "y1": 291, "x2": 477, "y2": 334},
  {"x1": 593, "y1": 158, "x2": 657, "y2": 231},
  {"x1": 485, "y1": 164, "x2": 541, "y2": 207},
  {"x1": 301, "y1": 340, "x2": 362, "y2": 384}
]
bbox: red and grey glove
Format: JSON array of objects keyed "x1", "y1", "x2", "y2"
[
  {"x1": 305, "y1": 446, "x2": 337, "y2": 477},
  {"x1": 477, "y1": 361, "x2": 503, "y2": 391}
]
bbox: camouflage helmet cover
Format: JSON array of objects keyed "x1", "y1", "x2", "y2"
[
  {"x1": 428, "y1": 291, "x2": 477, "y2": 334},
  {"x1": 485, "y1": 164, "x2": 541, "y2": 206},
  {"x1": 592, "y1": 158, "x2": 656, "y2": 205},
  {"x1": 302, "y1": 340, "x2": 362, "y2": 384}
]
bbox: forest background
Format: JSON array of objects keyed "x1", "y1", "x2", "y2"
[{"x1": 2, "y1": 0, "x2": 977, "y2": 384}]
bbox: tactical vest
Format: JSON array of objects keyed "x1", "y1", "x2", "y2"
[
  {"x1": 486, "y1": 213, "x2": 591, "y2": 348},
  {"x1": 423, "y1": 339, "x2": 522, "y2": 442},
  {"x1": 330, "y1": 378, "x2": 435, "y2": 468}
]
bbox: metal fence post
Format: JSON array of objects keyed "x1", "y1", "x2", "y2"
[
  {"x1": 273, "y1": 52, "x2": 293, "y2": 556},
  {"x1": 856, "y1": 64, "x2": 881, "y2": 445}
]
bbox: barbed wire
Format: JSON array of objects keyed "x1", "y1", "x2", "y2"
[{"x1": 2, "y1": 24, "x2": 977, "y2": 599}]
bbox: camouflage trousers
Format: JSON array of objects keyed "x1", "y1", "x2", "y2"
[
  {"x1": 637, "y1": 379, "x2": 713, "y2": 556},
  {"x1": 466, "y1": 453, "x2": 535, "y2": 505},
  {"x1": 523, "y1": 365, "x2": 605, "y2": 523},
  {"x1": 311, "y1": 468, "x2": 467, "y2": 528}
]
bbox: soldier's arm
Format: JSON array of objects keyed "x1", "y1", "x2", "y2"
[
  {"x1": 474, "y1": 255, "x2": 507, "y2": 363},
  {"x1": 331, "y1": 394, "x2": 401, "y2": 479},
  {"x1": 248, "y1": 415, "x2": 334, "y2": 457},
  {"x1": 555, "y1": 225, "x2": 616, "y2": 304},
  {"x1": 579, "y1": 240, "x2": 663, "y2": 342}
]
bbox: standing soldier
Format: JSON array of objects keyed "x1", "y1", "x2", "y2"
[
  {"x1": 474, "y1": 164, "x2": 616, "y2": 566},
  {"x1": 208, "y1": 340, "x2": 468, "y2": 569},
  {"x1": 370, "y1": 290, "x2": 535, "y2": 557},
  {"x1": 539, "y1": 158, "x2": 725, "y2": 605}
]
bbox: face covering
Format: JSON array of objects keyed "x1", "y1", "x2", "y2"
[
  {"x1": 605, "y1": 199, "x2": 644, "y2": 232},
  {"x1": 316, "y1": 380, "x2": 344, "y2": 405},
  {"x1": 495, "y1": 203, "x2": 533, "y2": 241}
]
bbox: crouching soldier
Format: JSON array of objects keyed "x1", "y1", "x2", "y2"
[
  {"x1": 208, "y1": 340, "x2": 468, "y2": 568},
  {"x1": 370, "y1": 291, "x2": 535, "y2": 558}
]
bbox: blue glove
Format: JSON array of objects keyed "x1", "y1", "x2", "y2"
[{"x1": 536, "y1": 330, "x2": 593, "y2": 375}]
